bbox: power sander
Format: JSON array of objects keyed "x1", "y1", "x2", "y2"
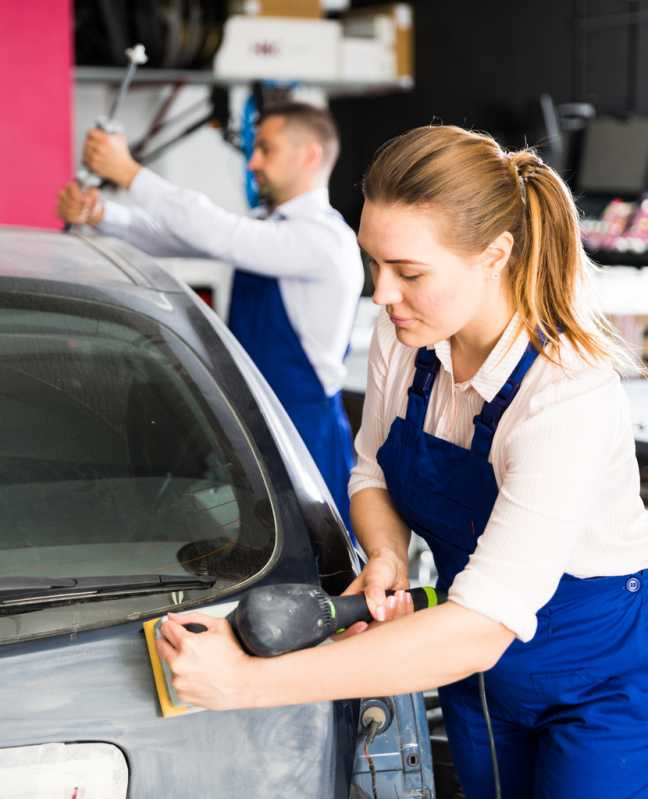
[
  {"x1": 227, "y1": 582, "x2": 444, "y2": 657},
  {"x1": 144, "y1": 582, "x2": 444, "y2": 716}
]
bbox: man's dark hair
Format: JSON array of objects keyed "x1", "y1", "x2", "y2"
[{"x1": 259, "y1": 102, "x2": 340, "y2": 171}]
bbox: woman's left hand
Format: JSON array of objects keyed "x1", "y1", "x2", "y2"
[
  {"x1": 156, "y1": 611, "x2": 257, "y2": 711},
  {"x1": 333, "y1": 588, "x2": 415, "y2": 641}
]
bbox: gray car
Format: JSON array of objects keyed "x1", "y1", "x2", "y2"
[{"x1": 0, "y1": 228, "x2": 435, "y2": 799}]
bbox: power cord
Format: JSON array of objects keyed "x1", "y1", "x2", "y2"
[
  {"x1": 363, "y1": 718, "x2": 381, "y2": 799},
  {"x1": 478, "y1": 672, "x2": 502, "y2": 799}
]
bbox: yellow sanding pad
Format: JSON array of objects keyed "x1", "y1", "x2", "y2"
[{"x1": 143, "y1": 616, "x2": 204, "y2": 718}]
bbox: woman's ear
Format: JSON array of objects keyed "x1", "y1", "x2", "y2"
[{"x1": 481, "y1": 231, "x2": 514, "y2": 280}]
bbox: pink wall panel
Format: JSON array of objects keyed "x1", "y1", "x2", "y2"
[{"x1": 0, "y1": 0, "x2": 72, "y2": 229}]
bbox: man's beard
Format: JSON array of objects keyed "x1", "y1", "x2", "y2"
[{"x1": 254, "y1": 174, "x2": 276, "y2": 206}]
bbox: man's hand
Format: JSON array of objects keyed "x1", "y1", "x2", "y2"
[
  {"x1": 57, "y1": 181, "x2": 104, "y2": 226},
  {"x1": 156, "y1": 612, "x2": 260, "y2": 711},
  {"x1": 83, "y1": 128, "x2": 141, "y2": 189}
]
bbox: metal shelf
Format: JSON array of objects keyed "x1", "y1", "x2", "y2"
[
  {"x1": 74, "y1": 66, "x2": 412, "y2": 97},
  {"x1": 76, "y1": 67, "x2": 221, "y2": 85}
]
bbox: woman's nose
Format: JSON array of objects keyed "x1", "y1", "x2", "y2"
[{"x1": 372, "y1": 269, "x2": 402, "y2": 307}]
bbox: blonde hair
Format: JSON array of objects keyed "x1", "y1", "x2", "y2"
[{"x1": 363, "y1": 124, "x2": 638, "y2": 372}]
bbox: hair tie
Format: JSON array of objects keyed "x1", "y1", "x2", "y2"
[
  {"x1": 518, "y1": 174, "x2": 528, "y2": 206},
  {"x1": 507, "y1": 154, "x2": 544, "y2": 206}
]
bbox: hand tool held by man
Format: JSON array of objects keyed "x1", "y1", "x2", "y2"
[
  {"x1": 75, "y1": 44, "x2": 147, "y2": 192},
  {"x1": 58, "y1": 131, "x2": 141, "y2": 225},
  {"x1": 63, "y1": 44, "x2": 146, "y2": 228}
]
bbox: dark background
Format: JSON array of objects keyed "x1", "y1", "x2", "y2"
[{"x1": 331, "y1": 0, "x2": 648, "y2": 228}]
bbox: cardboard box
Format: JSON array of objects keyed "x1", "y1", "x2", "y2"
[
  {"x1": 215, "y1": 15, "x2": 341, "y2": 81},
  {"x1": 229, "y1": 0, "x2": 322, "y2": 18},
  {"x1": 342, "y1": 3, "x2": 413, "y2": 84}
]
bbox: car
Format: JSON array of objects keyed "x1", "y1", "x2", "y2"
[{"x1": 0, "y1": 227, "x2": 435, "y2": 799}]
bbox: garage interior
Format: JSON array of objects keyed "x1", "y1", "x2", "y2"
[{"x1": 2, "y1": 2, "x2": 648, "y2": 798}]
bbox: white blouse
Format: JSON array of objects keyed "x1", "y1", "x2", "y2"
[{"x1": 349, "y1": 310, "x2": 648, "y2": 642}]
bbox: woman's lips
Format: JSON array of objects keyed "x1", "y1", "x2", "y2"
[{"x1": 390, "y1": 315, "x2": 415, "y2": 328}]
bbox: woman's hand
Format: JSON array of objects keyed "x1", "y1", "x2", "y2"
[
  {"x1": 156, "y1": 611, "x2": 259, "y2": 711},
  {"x1": 335, "y1": 548, "x2": 413, "y2": 638}
]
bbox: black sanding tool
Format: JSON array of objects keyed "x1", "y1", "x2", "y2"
[{"x1": 227, "y1": 582, "x2": 444, "y2": 657}]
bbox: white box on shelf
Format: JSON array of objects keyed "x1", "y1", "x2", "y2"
[
  {"x1": 341, "y1": 38, "x2": 395, "y2": 81},
  {"x1": 341, "y1": 3, "x2": 413, "y2": 83},
  {"x1": 214, "y1": 15, "x2": 342, "y2": 82}
]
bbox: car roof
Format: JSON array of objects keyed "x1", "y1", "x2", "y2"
[{"x1": 0, "y1": 227, "x2": 183, "y2": 293}]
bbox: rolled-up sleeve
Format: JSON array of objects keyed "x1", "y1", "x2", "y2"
[
  {"x1": 449, "y1": 369, "x2": 622, "y2": 642},
  {"x1": 349, "y1": 314, "x2": 394, "y2": 496}
]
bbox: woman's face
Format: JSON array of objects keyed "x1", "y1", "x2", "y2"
[{"x1": 358, "y1": 200, "x2": 505, "y2": 349}]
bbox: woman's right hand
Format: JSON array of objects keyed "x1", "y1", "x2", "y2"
[{"x1": 342, "y1": 547, "x2": 411, "y2": 624}]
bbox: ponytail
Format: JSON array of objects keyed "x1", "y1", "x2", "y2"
[{"x1": 363, "y1": 125, "x2": 640, "y2": 373}]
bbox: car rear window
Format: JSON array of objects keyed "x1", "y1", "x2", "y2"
[{"x1": 0, "y1": 293, "x2": 276, "y2": 643}]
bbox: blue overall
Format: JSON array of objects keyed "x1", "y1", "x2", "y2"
[
  {"x1": 229, "y1": 269, "x2": 354, "y2": 531},
  {"x1": 377, "y1": 344, "x2": 648, "y2": 799}
]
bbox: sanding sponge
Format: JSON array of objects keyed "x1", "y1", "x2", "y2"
[{"x1": 143, "y1": 616, "x2": 205, "y2": 718}]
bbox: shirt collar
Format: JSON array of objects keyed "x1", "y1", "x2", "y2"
[
  {"x1": 433, "y1": 313, "x2": 530, "y2": 402},
  {"x1": 271, "y1": 187, "x2": 330, "y2": 219}
]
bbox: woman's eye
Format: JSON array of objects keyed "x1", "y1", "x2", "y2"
[{"x1": 400, "y1": 273, "x2": 421, "y2": 282}]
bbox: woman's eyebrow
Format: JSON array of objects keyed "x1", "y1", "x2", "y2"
[
  {"x1": 357, "y1": 242, "x2": 429, "y2": 267},
  {"x1": 383, "y1": 258, "x2": 428, "y2": 266}
]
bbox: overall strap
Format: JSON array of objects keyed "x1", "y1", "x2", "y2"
[
  {"x1": 405, "y1": 348, "x2": 441, "y2": 428},
  {"x1": 471, "y1": 340, "x2": 541, "y2": 459}
]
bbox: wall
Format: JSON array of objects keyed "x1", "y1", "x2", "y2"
[
  {"x1": 0, "y1": 0, "x2": 73, "y2": 228},
  {"x1": 331, "y1": 0, "x2": 576, "y2": 230}
]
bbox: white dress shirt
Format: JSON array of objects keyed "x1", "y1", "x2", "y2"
[
  {"x1": 98, "y1": 169, "x2": 364, "y2": 396},
  {"x1": 350, "y1": 310, "x2": 648, "y2": 642}
]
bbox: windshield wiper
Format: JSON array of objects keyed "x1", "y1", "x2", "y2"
[{"x1": 0, "y1": 574, "x2": 216, "y2": 608}]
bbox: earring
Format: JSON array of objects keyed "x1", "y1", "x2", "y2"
[{"x1": 491, "y1": 271, "x2": 501, "y2": 280}]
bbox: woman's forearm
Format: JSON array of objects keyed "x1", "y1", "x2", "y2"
[
  {"x1": 351, "y1": 487, "x2": 411, "y2": 564},
  {"x1": 253, "y1": 602, "x2": 514, "y2": 709}
]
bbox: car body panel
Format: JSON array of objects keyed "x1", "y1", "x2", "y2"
[{"x1": 0, "y1": 620, "x2": 347, "y2": 798}]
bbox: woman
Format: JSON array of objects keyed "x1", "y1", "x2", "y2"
[{"x1": 158, "y1": 125, "x2": 648, "y2": 799}]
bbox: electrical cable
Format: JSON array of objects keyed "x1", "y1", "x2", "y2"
[
  {"x1": 363, "y1": 718, "x2": 381, "y2": 799},
  {"x1": 478, "y1": 672, "x2": 501, "y2": 799}
]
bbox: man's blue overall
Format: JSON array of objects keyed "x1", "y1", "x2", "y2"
[
  {"x1": 229, "y1": 269, "x2": 354, "y2": 531},
  {"x1": 377, "y1": 343, "x2": 648, "y2": 798}
]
